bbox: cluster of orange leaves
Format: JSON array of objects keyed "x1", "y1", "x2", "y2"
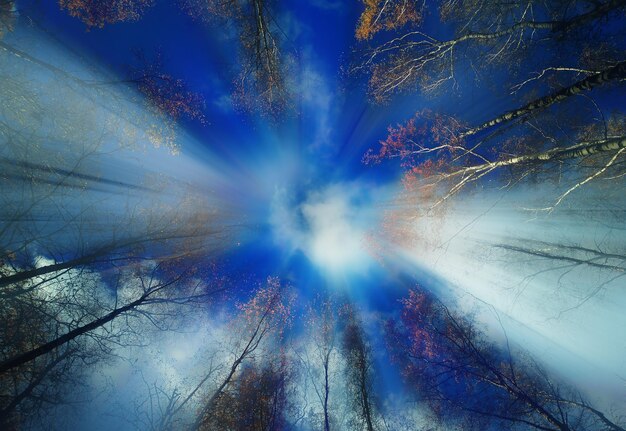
[
  {"x1": 362, "y1": 117, "x2": 418, "y2": 166},
  {"x1": 355, "y1": 0, "x2": 423, "y2": 40},
  {"x1": 58, "y1": 0, "x2": 154, "y2": 28}
]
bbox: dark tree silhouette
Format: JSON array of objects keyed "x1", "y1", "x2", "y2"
[
  {"x1": 296, "y1": 295, "x2": 340, "y2": 431},
  {"x1": 181, "y1": 0, "x2": 292, "y2": 117},
  {"x1": 386, "y1": 287, "x2": 626, "y2": 431},
  {"x1": 341, "y1": 304, "x2": 378, "y2": 431}
]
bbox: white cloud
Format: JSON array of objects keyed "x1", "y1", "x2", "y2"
[
  {"x1": 299, "y1": 67, "x2": 334, "y2": 151},
  {"x1": 270, "y1": 182, "x2": 379, "y2": 278},
  {"x1": 301, "y1": 187, "x2": 367, "y2": 272},
  {"x1": 213, "y1": 93, "x2": 233, "y2": 112}
]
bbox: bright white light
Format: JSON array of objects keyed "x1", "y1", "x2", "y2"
[
  {"x1": 302, "y1": 188, "x2": 368, "y2": 272},
  {"x1": 270, "y1": 182, "x2": 377, "y2": 277},
  {"x1": 391, "y1": 188, "x2": 626, "y2": 410}
]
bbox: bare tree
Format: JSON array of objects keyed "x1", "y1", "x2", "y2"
[
  {"x1": 353, "y1": 0, "x2": 626, "y2": 100},
  {"x1": 127, "y1": 353, "x2": 223, "y2": 431},
  {"x1": 386, "y1": 287, "x2": 626, "y2": 431},
  {"x1": 0, "y1": 36, "x2": 233, "y2": 296},
  {"x1": 341, "y1": 304, "x2": 378, "y2": 431},
  {"x1": 0, "y1": 260, "x2": 219, "y2": 374},
  {"x1": 366, "y1": 109, "x2": 626, "y2": 210},
  {"x1": 181, "y1": 0, "x2": 292, "y2": 117},
  {"x1": 0, "y1": 255, "x2": 229, "y2": 429},
  {"x1": 295, "y1": 295, "x2": 341, "y2": 431}
]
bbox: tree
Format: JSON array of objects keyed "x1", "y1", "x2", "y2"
[
  {"x1": 0, "y1": 34, "x2": 227, "y2": 296},
  {"x1": 201, "y1": 355, "x2": 294, "y2": 431},
  {"x1": 386, "y1": 287, "x2": 626, "y2": 431},
  {"x1": 0, "y1": 9, "x2": 243, "y2": 427},
  {"x1": 357, "y1": 1, "x2": 626, "y2": 211},
  {"x1": 353, "y1": 0, "x2": 626, "y2": 100},
  {"x1": 295, "y1": 295, "x2": 341, "y2": 431},
  {"x1": 55, "y1": 0, "x2": 292, "y2": 117},
  {"x1": 365, "y1": 110, "x2": 626, "y2": 209},
  {"x1": 0, "y1": 292, "x2": 83, "y2": 429},
  {"x1": 0, "y1": 208, "x2": 224, "y2": 291},
  {"x1": 355, "y1": 0, "x2": 423, "y2": 41},
  {"x1": 482, "y1": 236, "x2": 626, "y2": 315},
  {"x1": 0, "y1": 35, "x2": 207, "y2": 154},
  {"x1": 195, "y1": 277, "x2": 294, "y2": 430},
  {"x1": 0, "y1": 261, "x2": 216, "y2": 372},
  {"x1": 58, "y1": 0, "x2": 155, "y2": 29},
  {"x1": 126, "y1": 354, "x2": 224, "y2": 431},
  {"x1": 0, "y1": 255, "x2": 226, "y2": 429},
  {"x1": 358, "y1": 0, "x2": 626, "y2": 320},
  {"x1": 181, "y1": 0, "x2": 292, "y2": 117},
  {"x1": 340, "y1": 304, "x2": 379, "y2": 431}
]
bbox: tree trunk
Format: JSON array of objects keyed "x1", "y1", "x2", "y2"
[
  {"x1": 440, "y1": 135, "x2": 626, "y2": 180},
  {"x1": 0, "y1": 252, "x2": 105, "y2": 288},
  {"x1": 359, "y1": 355, "x2": 375, "y2": 431},
  {"x1": 0, "y1": 230, "x2": 205, "y2": 288},
  {"x1": 0, "y1": 295, "x2": 146, "y2": 374},
  {"x1": 459, "y1": 61, "x2": 626, "y2": 139},
  {"x1": 0, "y1": 348, "x2": 74, "y2": 425},
  {"x1": 323, "y1": 351, "x2": 331, "y2": 431}
]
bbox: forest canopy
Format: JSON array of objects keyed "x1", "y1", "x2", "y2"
[{"x1": 0, "y1": 1, "x2": 624, "y2": 430}]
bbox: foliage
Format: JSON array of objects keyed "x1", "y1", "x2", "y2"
[
  {"x1": 354, "y1": 0, "x2": 625, "y2": 100},
  {"x1": 58, "y1": 0, "x2": 154, "y2": 28},
  {"x1": 182, "y1": 0, "x2": 292, "y2": 118},
  {"x1": 135, "y1": 60, "x2": 206, "y2": 125},
  {"x1": 195, "y1": 278, "x2": 295, "y2": 430},
  {"x1": 201, "y1": 356, "x2": 294, "y2": 431},
  {"x1": 355, "y1": 0, "x2": 423, "y2": 41}
]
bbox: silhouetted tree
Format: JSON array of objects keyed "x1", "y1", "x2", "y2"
[
  {"x1": 195, "y1": 278, "x2": 294, "y2": 430},
  {"x1": 128, "y1": 354, "x2": 223, "y2": 431},
  {"x1": 296, "y1": 295, "x2": 341, "y2": 431},
  {"x1": 0, "y1": 257, "x2": 226, "y2": 428},
  {"x1": 181, "y1": 0, "x2": 292, "y2": 117},
  {"x1": 386, "y1": 287, "x2": 626, "y2": 431},
  {"x1": 341, "y1": 304, "x2": 379, "y2": 431}
]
